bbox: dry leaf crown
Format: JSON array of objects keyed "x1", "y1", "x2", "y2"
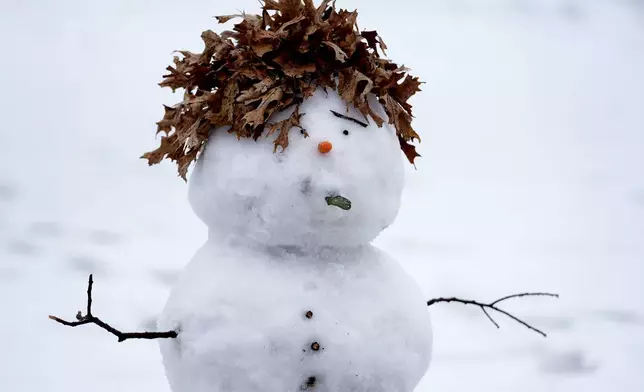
[{"x1": 143, "y1": 0, "x2": 422, "y2": 180}]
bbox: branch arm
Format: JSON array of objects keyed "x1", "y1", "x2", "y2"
[
  {"x1": 49, "y1": 274, "x2": 178, "y2": 343},
  {"x1": 427, "y1": 292, "x2": 559, "y2": 337}
]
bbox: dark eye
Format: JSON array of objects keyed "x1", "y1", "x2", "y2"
[{"x1": 342, "y1": 130, "x2": 349, "y2": 136}]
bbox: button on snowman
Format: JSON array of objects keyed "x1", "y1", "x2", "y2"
[{"x1": 147, "y1": 2, "x2": 432, "y2": 391}]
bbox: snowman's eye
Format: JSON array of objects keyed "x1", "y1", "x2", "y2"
[{"x1": 342, "y1": 130, "x2": 349, "y2": 136}]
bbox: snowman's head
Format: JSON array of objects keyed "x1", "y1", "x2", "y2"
[
  {"x1": 143, "y1": 2, "x2": 424, "y2": 247},
  {"x1": 188, "y1": 87, "x2": 404, "y2": 247}
]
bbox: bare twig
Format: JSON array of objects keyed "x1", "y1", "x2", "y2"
[
  {"x1": 329, "y1": 110, "x2": 368, "y2": 128},
  {"x1": 427, "y1": 292, "x2": 559, "y2": 337},
  {"x1": 49, "y1": 274, "x2": 178, "y2": 342}
]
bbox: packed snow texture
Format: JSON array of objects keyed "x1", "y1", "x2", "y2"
[
  {"x1": 1, "y1": 1, "x2": 644, "y2": 392},
  {"x1": 189, "y1": 88, "x2": 405, "y2": 247},
  {"x1": 159, "y1": 242, "x2": 432, "y2": 392}
]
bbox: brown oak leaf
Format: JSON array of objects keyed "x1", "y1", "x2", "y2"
[
  {"x1": 394, "y1": 75, "x2": 422, "y2": 106},
  {"x1": 241, "y1": 87, "x2": 284, "y2": 129},
  {"x1": 338, "y1": 69, "x2": 373, "y2": 105},
  {"x1": 323, "y1": 41, "x2": 348, "y2": 62},
  {"x1": 251, "y1": 42, "x2": 275, "y2": 57},
  {"x1": 360, "y1": 30, "x2": 379, "y2": 53},
  {"x1": 200, "y1": 30, "x2": 232, "y2": 62},
  {"x1": 381, "y1": 94, "x2": 420, "y2": 142},
  {"x1": 277, "y1": 15, "x2": 307, "y2": 34},
  {"x1": 266, "y1": 105, "x2": 304, "y2": 152},
  {"x1": 215, "y1": 14, "x2": 242, "y2": 24},
  {"x1": 399, "y1": 136, "x2": 420, "y2": 165},
  {"x1": 357, "y1": 102, "x2": 385, "y2": 127},
  {"x1": 142, "y1": 135, "x2": 178, "y2": 165},
  {"x1": 156, "y1": 105, "x2": 179, "y2": 135},
  {"x1": 206, "y1": 81, "x2": 238, "y2": 125},
  {"x1": 237, "y1": 78, "x2": 278, "y2": 103}
]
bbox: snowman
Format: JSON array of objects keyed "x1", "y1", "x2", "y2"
[{"x1": 145, "y1": 2, "x2": 432, "y2": 391}]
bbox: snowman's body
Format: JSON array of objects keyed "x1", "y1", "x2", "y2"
[
  {"x1": 159, "y1": 240, "x2": 431, "y2": 391},
  {"x1": 158, "y1": 89, "x2": 432, "y2": 392}
]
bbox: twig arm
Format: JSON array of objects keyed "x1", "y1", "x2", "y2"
[
  {"x1": 427, "y1": 292, "x2": 559, "y2": 337},
  {"x1": 49, "y1": 274, "x2": 178, "y2": 343}
]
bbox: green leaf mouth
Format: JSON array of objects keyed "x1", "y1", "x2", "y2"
[{"x1": 325, "y1": 195, "x2": 352, "y2": 211}]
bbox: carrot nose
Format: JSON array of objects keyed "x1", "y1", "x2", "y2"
[{"x1": 318, "y1": 141, "x2": 333, "y2": 154}]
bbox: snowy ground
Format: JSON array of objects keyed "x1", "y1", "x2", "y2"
[{"x1": 1, "y1": 0, "x2": 643, "y2": 391}]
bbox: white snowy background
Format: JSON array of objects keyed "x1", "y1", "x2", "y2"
[{"x1": 1, "y1": 0, "x2": 643, "y2": 391}]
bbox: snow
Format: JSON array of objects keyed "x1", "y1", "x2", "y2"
[
  {"x1": 159, "y1": 241, "x2": 431, "y2": 392},
  {"x1": 1, "y1": 1, "x2": 644, "y2": 392},
  {"x1": 189, "y1": 88, "x2": 405, "y2": 247}
]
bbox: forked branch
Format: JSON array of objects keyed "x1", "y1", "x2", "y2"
[
  {"x1": 427, "y1": 292, "x2": 559, "y2": 337},
  {"x1": 49, "y1": 274, "x2": 178, "y2": 342}
]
